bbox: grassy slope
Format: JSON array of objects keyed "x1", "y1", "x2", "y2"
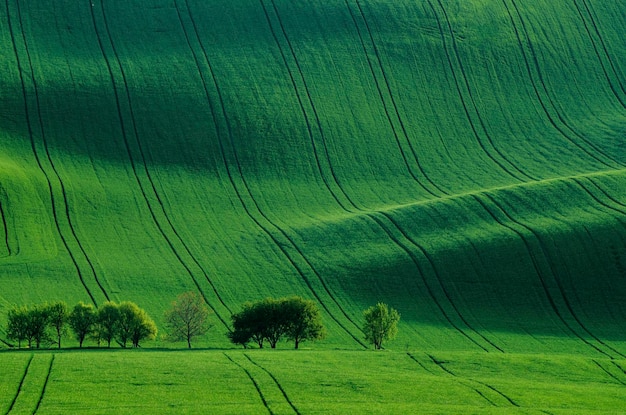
[
  {"x1": 1, "y1": 350, "x2": 626, "y2": 414},
  {"x1": 0, "y1": 0, "x2": 625, "y2": 356}
]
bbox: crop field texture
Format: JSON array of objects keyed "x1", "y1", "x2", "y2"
[{"x1": 0, "y1": 0, "x2": 625, "y2": 410}]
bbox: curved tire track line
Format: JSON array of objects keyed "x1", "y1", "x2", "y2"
[
  {"x1": 577, "y1": 0, "x2": 626, "y2": 102},
  {"x1": 502, "y1": 0, "x2": 623, "y2": 169},
  {"x1": 223, "y1": 353, "x2": 273, "y2": 415},
  {"x1": 32, "y1": 354, "x2": 54, "y2": 415},
  {"x1": 428, "y1": 354, "x2": 519, "y2": 407},
  {"x1": 346, "y1": 0, "x2": 446, "y2": 197},
  {"x1": 260, "y1": 0, "x2": 356, "y2": 211},
  {"x1": 244, "y1": 354, "x2": 301, "y2": 415},
  {"x1": 572, "y1": 0, "x2": 626, "y2": 109},
  {"x1": 5, "y1": 354, "x2": 33, "y2": 415},
  {"x1": 426, "y1": 0, "x2": 533, "y2": 182},
  {"x1": 6, "y1": 0, "x2": 103, "y2": 306},
  {"x1": 474, "y1": 192, "x2": 622, "y2": 358},
  {"x1": 427, "y1": 354, "x2": 498, "y2": 407},
  {"x1": 89, "y1": 0, "x2": 231, "y2": 327},
  {"x1": 0, "y1": 195, "x2": 10, "y2": 257},
  {"x1": 263, "y1": 0, "x2": 500, "y2": 352},
  {"x1": 378, "y1": 211, "x2": 501, "y2": 352},
  {"x1": 593, "y1": 359, "x2": 626, "y2": 385},
  {"x1": 180, "y1": 0, "x2": 366, "y2": 347}
]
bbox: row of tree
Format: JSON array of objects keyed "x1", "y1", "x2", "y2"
[
  {"x1": 4, "y1": 292, "x2": 400, "y2": 350},
  {"x1": 6, "y1": 301, "x2": 157, "y2": 349}
]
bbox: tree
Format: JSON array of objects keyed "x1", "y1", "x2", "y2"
[
  {"x1": 116, "y1": 301, "x2": 157, "y2": 348},
  {"x1": 229, "y1": 301, "x2": 266, "y2": 349},
  {"x1": 164, "y1": 291, "x2": 213, "y2": 348},
  {"x1": 25, "y1": 304, "x2": 50, "y2": 348},
  {"x1": 6, "y1": 306, "x2": 29, "y2": 348},
  {"x1": 130, "y1": 307, "x2": 157, "y2": 348},
  {"x1": 69, "y1": 302, "x2": 96, "y2": 348},
  {"x1": 47, "y1": 301, "x2": 68, "y2": 349},
  {"x1": 362, "y1": 302, "x2": 400, "y2": 350},
  {"x1": 228, "y1": 297, "x2": 326, "y2": 349},
  {"x1": 96, "y1": 301, "x2": 120, "y2": 348},
  {"x1": 283, "y1": 296, "x2": 326, "y2": 349}
]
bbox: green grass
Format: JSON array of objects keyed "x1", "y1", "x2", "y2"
[
  {"x1": 1, "y1": 0, "x2": 626, "y2": 411},
  {"x1": 1, "y1": 349, "x2": 625, "y2": 414}
]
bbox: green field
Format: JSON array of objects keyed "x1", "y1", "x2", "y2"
[
  {"x1": 1, "y1": 350, "x2": 625, "y2": 414},
  {"x1": 1, "y1": 0, "x2": 626, "y2": 412}
]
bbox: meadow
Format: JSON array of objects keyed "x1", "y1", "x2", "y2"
[
  {"x1": 0, "y1": 0, "x2": 625, "y2": 412},
  {"x1": 1, "y1": 349, "x2": 626, "y2": 414}
]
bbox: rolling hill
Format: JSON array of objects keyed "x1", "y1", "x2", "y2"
[{"x1": 0, "y1": 0, "x2": 625, "y2": 354}]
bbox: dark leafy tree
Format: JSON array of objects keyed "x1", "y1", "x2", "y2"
[
  {"x1": 6, "y1": 306, "x2": 29, "y2": 348},
  {"x1": 69, "y1": 302, "x2": 96, "y2": 348},
  {"x1": 164, "y1": 291, "x2": 213, "y2": 348},
  {"x1": 283, "y1": 296, "x2": 326, "y2": 349},
  {"x1": 96, "y1": 301, "x2": 120, "y2": 348},
  {"x1": 362, "y1": 302, "x2": 400, "y2": 350},
  {"x1": 47, "y1": 301, "x2": 68, "y2": 349},
  {"x1": 229, "y1": 297, "x2": 326, "y2": 349},
  {"x1": 229, "y1": 301, "x2": 266, "y2": 349}
]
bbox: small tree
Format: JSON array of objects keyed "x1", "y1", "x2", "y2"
[
  {"x1": 25, "y1": 304, "x2": 50, "y2": 349},
  {"x1": 6, "y1": 306, "x2": 29, "y2": 348},
  {"x1": 96, "y1": 301, "x2": 120, "y2": 348},
  {"x1": 117, "y1": 301, "x2": 157, "y2": 348},
  {"x1": 131, "y1": 308, "x2": 157, "y2": 348},
  {"x1": 362, "y1": 302, "x2": 400, "y2": 350},
  {"x1": 164, "y1": 291, "x2": 212, "y2": 348},
  {"x1": 47, "y1": 301, "x2": 68, "y2": 349},
  {"x1": 283, "y1": 296, "x2": 326, "y2": 349},
  {"x1": 69, "y1": 302, "x2": 96, "y2": 348}
]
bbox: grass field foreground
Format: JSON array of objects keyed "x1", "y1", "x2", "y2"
[{"x1": 0, "y1": 350, "x2": 625, "y2": 414}]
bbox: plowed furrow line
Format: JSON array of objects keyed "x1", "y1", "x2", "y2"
[
  {"x1": 572, "y1": 0, "x2": 626, "y2": 108},
  {"x1": 180, "y1": 0, "x2": 365, "y2": 346},
  {"x1": 223, "y1": 353, "x2": 273, "y2": 415},
  {"x1": 7, "y1": 0, "x2": 104, "y2": 306},
  {"x1": 244, "y1": 354, "x2": 300, "y2": 415},
  {"x1": 475, "y1": 193, "x2": 620, "y2": 358},
  {"x1": 4, "y1": 354, "x2": 33, "y2": 415},
  {"x1": 32, "y1": 354, "x2": 54, "y2": 415},
  {"x1": 91, "y1": 0, "x2": 231, "y2": 326},
  {"x1": 427, "y1": 354, "x2": 498, "y2": 407},
  {"x1": 346, "y1": 0, "x2": 445, "y2": 196},
  {"x1": 502, "y1": 0, "x2": 623, "y2": 169},
  {"x1": 261, "y1": 0, "x2": 499, "y2": 351},
  {"x1": 579, "y1": 0, "x2": 626, "y2": 98},
  {"x1": 427, "y1": 0, "x2": 532, "y2": 182}
]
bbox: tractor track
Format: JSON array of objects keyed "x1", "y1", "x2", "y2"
[
  {"x1": 473, "y1": 192, "x2": 624, "y2": 358},
  {"x1": 178, "y1": 0, "x2": 367, "y2": 347},
  {"x1": 7, "y1": 0, "x2": 107, "y2": 306},
  {"x1": 244, "y1": 353, "x2": 301, "y2": 415},
  {"x1": 502, "y1": 0, "x2": 624, "y2": 170},
  {"x1": 261, "y1": 0, "x2": 501, "y2": 352},
  {"x1": 89, "y1": 0, "x2": 232, "y2": 326},
  {"x1": 4, "y1": 354, "x2": 33, "y2": 415},
  {"x1": 346, "y1": 0, "x2": 446, "y2": 196},
  {"x1": 427, "y1": 0, "x2": 533, "y2": 182}
]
